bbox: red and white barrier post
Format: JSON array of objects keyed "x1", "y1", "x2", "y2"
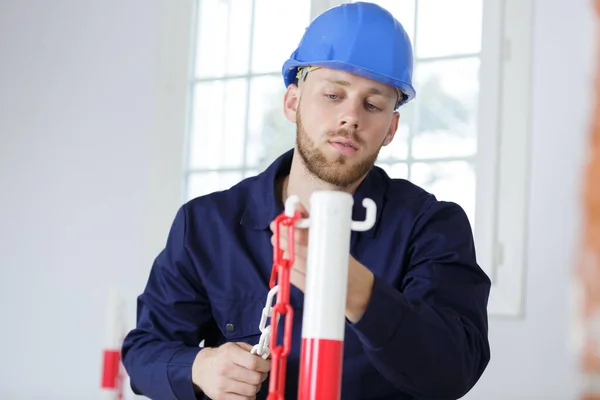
[
  {"x1": 297, "y1": 191, "x2": 376, "y2": 400},
  {"x1": 101, "y1": 286, "x2": 126, "y2": 400}
]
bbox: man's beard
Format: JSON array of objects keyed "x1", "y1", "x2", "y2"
[{"x1": 295, "y1": 106, "x2": 382, "y2": 188}]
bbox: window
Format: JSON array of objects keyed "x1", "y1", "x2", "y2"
[
  {"x1": 184, "y1": 0, "x2": 311, "y2": 199},
  {"x1": 183, "y1": 0, "x2": 533, "y2": 317}
]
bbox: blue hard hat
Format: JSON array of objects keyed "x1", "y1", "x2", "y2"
[{"x1": 282, "y1": 2, "x2": 416, "y2": 108}]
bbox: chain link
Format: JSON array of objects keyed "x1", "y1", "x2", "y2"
[{"x1": 251, "y1": 286, "x2": 279, "y2": 360}]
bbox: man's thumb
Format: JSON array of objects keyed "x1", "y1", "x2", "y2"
[
  {"x1": 295, "y1": 201, "x2": 309, "y2": 218},
  {"x1": 235, "y1": 342, "x2": 254, "y2": 352}
]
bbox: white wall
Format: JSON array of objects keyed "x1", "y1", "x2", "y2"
[
  {"x1": 0, "y1": 0, "x2": 595, "y2": 399},
  {"x1": 0, "y1": 1, "x2": 193, "y2": 399},
  {"x1": 464, "y1": 0, "x2": 596, "y2": 398}
]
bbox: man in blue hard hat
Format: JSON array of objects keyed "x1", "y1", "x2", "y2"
[{"x1": 121, "y1": 2, "x2": 491, "y2": 400}]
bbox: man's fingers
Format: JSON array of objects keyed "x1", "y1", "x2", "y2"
[
  {"x1": 226, "y1": 363, "x2": 265, "y2": 386},
  {"x1": 234, "y1": 349, "x2": 271, "y2": 373},
  {"x1": 293, "y1": 201, "x2": 309, "y2": 217},
  {"x1": 279, "y1": 235, "x2": 287, "y2": 249},
  {"x1": 291, "y1": 265, "x2": 306, "y2": 277},
  {"x1": 224, "y1": 379, "x2": 260, "y2": 397},
  {"x1": 290, "y1": 268, "x2": 306, "y2": 292},
  {"x1": 232, "y1": 343, "x2": 270, "y2": 372},
  {"x1": 277, "y1": 234, "x2": 308, "y2": 251},
  {"x1": 271, "y1": 234, "x2": 281, "y2": 249},
  {"x1": 235, "y1": 342, "x2": 254, "y2": 352},
  {"x1": 294, "y1": 227, "x2": 308, "y2": 243},
  {"x1": 220, "y1": 394, "x2": 254, "y2": 400}
]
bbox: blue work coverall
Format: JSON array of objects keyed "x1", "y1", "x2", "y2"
[{"x1": 121, "y1": 149, "x2": 491, "y2": 400}]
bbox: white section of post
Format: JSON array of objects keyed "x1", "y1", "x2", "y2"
[
  {"x1": 105, "y1": 286, "x2": 124, "y2": 349},
  {"x1": 302, "y1": 191, "x2": 354, "y2": 340}
]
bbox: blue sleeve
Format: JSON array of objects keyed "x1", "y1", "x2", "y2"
[
  {"x1": 121, "y1": 205, "x2": 211, "y2": 400},
  {"x1": 350, "y1": 200, "x2": 491, "y2": 399}
]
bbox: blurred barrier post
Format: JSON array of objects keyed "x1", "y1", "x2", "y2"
[{"x1": 101, "y1": 286, "x2": 126, "y2": 400}]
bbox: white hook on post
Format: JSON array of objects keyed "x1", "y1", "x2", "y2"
[{"x1": 350, "y1": 198, "x2": 377, "y2": 232}]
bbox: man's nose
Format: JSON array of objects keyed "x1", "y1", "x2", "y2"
[{"x1": 338, "y1": 100, "x2": 361, "y2": 130}]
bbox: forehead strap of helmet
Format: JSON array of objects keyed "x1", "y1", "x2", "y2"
[{"x1": 296, "y1": 65, "x2": 403, "y2": 107}]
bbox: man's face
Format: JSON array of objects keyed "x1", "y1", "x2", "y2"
[{"x1": 284, "y1": 67, "x2": 400, "y2": 188}]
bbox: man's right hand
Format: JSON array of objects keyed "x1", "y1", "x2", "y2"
[{"x1": 192, "y1": 342, "x2": 271, "y2": 400}]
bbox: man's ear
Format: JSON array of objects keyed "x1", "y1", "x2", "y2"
[
  {"x1": 382, "y1": 111, "x2": 400, "y2": 146},
  {"x1": 283, "y1": 84, "x2": 300, "y2": 123}
]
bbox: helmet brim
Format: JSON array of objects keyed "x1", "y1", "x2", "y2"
[{"x1": 282, "y1": 59, "x2": 416, "y2": 108}]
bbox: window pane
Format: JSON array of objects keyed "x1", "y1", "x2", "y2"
[
  {"x1": 416, "y1": 0, "x2": 483, "y2": 59},
  {"x1": 194, "y1": 0, "x2": 252, "y2": 78},
  {"x1": 187, "y1": 171, "x2": 244, "y2": 200},
  {"x1": 188, "y1": 79, "x2": 248, "y2": 169},
  {"x1": 246, "y1": 75, "x2": 296, "y2": 169},
  {"x1": 410, "y1": 161, "x2": 475, "y2": 226},
  {"x1": 411, "y1": 57, "x2": 479, "y2": 159},
  {"x1": 378, "y1": 163, "x2": 408, "y2": 180},
  {"x1": 354, "y1": 0, "x2": 416, "y2": 45},
  {"x1": 251, "y1": 0, "x2": 310, "y2": 74}
]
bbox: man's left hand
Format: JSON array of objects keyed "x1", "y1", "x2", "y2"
[
  {"x1": 269, "y1": 202, "x2": 374, "y2": 323},
  {"x1": 269, "y1": 202, "x2": 309, "y2": 292}
]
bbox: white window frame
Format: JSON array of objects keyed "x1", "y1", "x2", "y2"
[
  {"x1": 476, "y1": 0, "x2": 533, "y2": 317},
  {"x1": 164, "y1": 0, "x2": 533, "y2": 318}
]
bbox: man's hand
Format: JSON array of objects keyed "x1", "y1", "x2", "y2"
[
  {"x1": 269, "y1": 202, "x2": 375, "y2": 323},
  {"x1": 346, "y1": 255, "x2": 375, "y2": 323},
  {"x1": 192, "y1": 342, "x2": 270, "y2": 400},
  {"x1": 269, "y1": 202, "x2": 310, "y2": 292}
]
